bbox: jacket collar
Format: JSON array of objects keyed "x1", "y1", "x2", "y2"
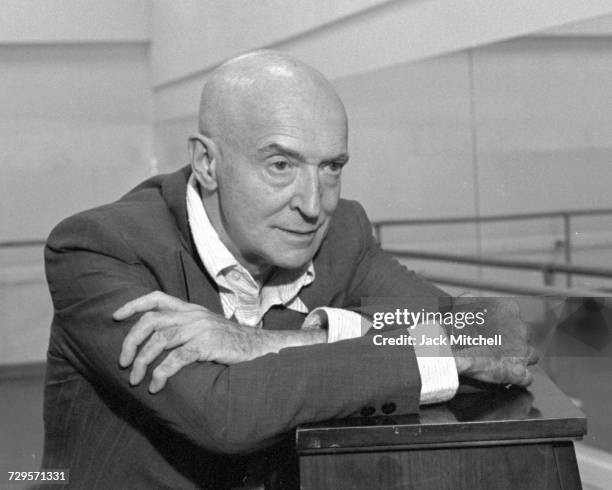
[
  {"x1": 154, "y1": 165, "x2": 223, "y2": 311},
  {"x1": 160, "y1": 165, "x2": 194, "y2": 254}
]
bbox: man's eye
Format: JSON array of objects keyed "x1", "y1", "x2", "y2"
[
  {"x1": 322, "y1": 162, "x2": 344, "y2": 175},
  {"x1": 271, "y1": 160, "x2": 290, "y2": 172},
  {"x1": 265, "y1": 160, "x2": 297, "y2": 184}
]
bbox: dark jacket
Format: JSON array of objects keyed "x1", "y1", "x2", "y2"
[{"x1": 40, "y1": 165, "x2": 444, "y2": 489}]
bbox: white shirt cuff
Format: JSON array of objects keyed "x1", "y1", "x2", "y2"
[
  {"x1": 410, "y1": 322, "x2": 459, "y2": 405},
  {"x1": 306, "y1": 307, "x2": 367, "y2": 343}
]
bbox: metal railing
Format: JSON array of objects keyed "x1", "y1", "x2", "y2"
[
  {"x1": 0, "y1": 239, "x2": 47, "y2": 287},
  {"x1": 374, "y1": 208, "x2": 612, "y2": 294},
  {"x1": 422, "y1": 273, "x2": 600, "y2": 297},
  {"x1": 0, "y1": 239, "x2": 46, "y2": 248}
]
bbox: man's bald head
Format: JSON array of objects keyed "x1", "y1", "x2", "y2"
[
  {"x1": 190, "y1": 50, "x2": 348, "y2": 276},
  {"x1": 197, "y1": 50, "x2": 347, "y2": 142}
]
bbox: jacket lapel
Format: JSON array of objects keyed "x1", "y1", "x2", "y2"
[
  {"x1": 157, "y1": 166, "x2": 224, "y2": 315},
  {"x1": 177, "y1": 250, "x2": 224, "y2": 315},
  {"x1": 161, "y1": 165, "x2": 195, "y2": 256}
]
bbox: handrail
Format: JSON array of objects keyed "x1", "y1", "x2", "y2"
[
  {"x1": 423, "y1": 274, "x2": 602, "y2": 297},
  {"x1": 373, "y1": 207, "x2": 612, "y2": 289},
  {"x1": 387, "y1": 249, "x2": 612, "y2": 280},
  {"x1": 0, "y1": 239, "x2": 46, "y2": 248},
  {"x1": 1, "y1": 239, "x2": 46, "y2": 287},
  {"x1": 372, "y1": 208, "x2": 612, "y2": 227}
]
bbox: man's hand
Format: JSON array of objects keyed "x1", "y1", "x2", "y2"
[
  {"x1": 114, "y1": 291, "x2": 266, "y2": 393},
  {"x1": 450, "y1": 298, "x2": 538, "y2": 387},
  {"x1": 114, "y1": 291, "x2": 326, "y2": 393}
]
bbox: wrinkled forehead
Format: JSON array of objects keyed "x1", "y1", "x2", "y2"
[{"x1": 225, "y1": 83, "x2": 348, "y2": 155}]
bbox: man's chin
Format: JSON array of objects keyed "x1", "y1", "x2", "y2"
[{"x1": 269, "y1": 249, "x2": 316, "y2": 271}]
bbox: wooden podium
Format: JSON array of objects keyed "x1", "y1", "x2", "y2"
[{"x1": 296, "y1": 367, "x2": 586, "y2": 489}]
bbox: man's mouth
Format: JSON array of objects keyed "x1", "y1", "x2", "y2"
[
  {"x1": 280, "y1": 228, "x2": 317, "y2": 235},
  {"x1": 276, "y1": 226, "x2": 322, "y2": 241}
]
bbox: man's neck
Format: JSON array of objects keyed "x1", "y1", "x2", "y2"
[{"x1": 201, "y1": 191, "x2": 272, "y2": 281}]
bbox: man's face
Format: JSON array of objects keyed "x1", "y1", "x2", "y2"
[{"x1": 213, "y1": 96, "x2": 348, "y2": 275}]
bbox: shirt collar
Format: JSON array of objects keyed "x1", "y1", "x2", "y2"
[{"x1": 186, "y1": 173, "x2": 241, "y2": 280}]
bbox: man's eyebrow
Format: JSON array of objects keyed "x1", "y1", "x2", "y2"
[
  {"x1": 258, "y1": 143, "x2": 305, "y2": 161},
  {"x1": 257, "y1": 143, "x2": 349, "y2": 163}
]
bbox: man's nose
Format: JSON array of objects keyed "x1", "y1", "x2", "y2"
[{"x1": 290, "y1": 166, "x2": 321, "y2": 220}]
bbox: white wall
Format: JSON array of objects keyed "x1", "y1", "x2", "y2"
[
  {"x1": 333, "y1": 37, "x2": 612, "y2": 291},
  {"x1": 0, "y1": 0, "x2": 149, "y2": 43},
  {"x1": 150, "y1": 0, "x2": 388, "y2": 87},
  {"x1": 0, "y1": 1, "x2": 152, "y2": 365},
  {"x1": 151, "y1": 0, "x2": 612, "y2": 122},
  {"x1": 0, "y1": 44, "x2": 153, "y2": 242}
]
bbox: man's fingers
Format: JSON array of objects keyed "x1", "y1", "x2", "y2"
[
  {"x1": 149, "y1": 347, "x2": 199, "y2": 394},
  {"x1": 302, "y1": 309, "x2": 327, "y2": 330},
  {"x1": 466, "y1": 357, "x2": 534, "y2": 387},
  {"x1": 129, "y1": 329, "x2": 177, "y2": 385},
  {"x1": 505, "y1": 362, "x2": 534, "y2": 387},
  {"x1": 113, "y1": 291, "x2": 196, "y2": 321},
  {"x1": 113, "y1": 291, "x2": 171, "y2": 320},
  {"x1": 526, "y1": 345, "x2": 539, "y2": 365},
  {"x1": 119, "y1": 312, "x2": 177, "y2": 367},
  {"x1": 493, "y1": 359, "x2": 533, "y2": 387}
]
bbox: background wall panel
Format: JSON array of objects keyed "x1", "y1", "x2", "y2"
[
  {"x1": 0, "y1": 42, "x2": 153, "y2": 365},
  {"x1": 0, "y1": 43, "x2": 153, "y2": 242},
  {"x1": 0, "y1": 0, "x2": 150, "y2": 43}
]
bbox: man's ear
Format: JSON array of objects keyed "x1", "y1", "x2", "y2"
[{"x1": 189, "y1": 133, "x2": 219, "y2": 191}]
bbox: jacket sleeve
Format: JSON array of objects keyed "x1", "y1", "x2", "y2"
[{"x1": 45, "y1": 213, "x2": 422, "y2": 455}]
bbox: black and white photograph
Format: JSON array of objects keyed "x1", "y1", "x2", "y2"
[{"x1": 1, "y1": 1, "x2": 612, "y2": 489}]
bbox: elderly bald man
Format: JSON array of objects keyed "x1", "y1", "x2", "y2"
[{"x1": 41, "y1": 50, "x2": 536, "y2": 489}]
